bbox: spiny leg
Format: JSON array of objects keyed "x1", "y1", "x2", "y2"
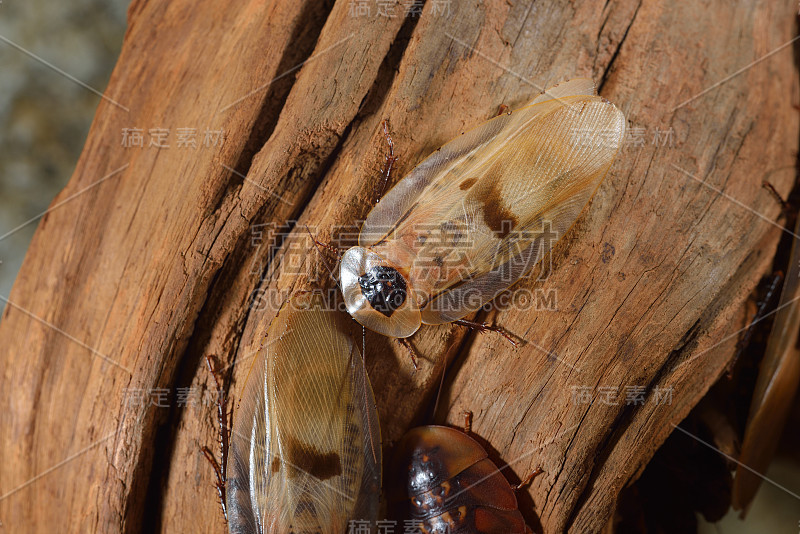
[
  {"x1": 200, "y1": 447, "x2": 227, "y2": 521},
  {"x1": 200, "y1": 354, "x2": 232, "y2": 522},
  {"x1": 309, "y1": 232, "x2": 342, "y2": 258},
  {"x1": 513, "y1": 467, "x2": 544, "y2": 491},
  {"x1": 305, "y1": 225, "x2": 343, "y2": 288},
  {"x1": 374, "y1": 119, "x2": 398, "y2": 204},
  {"x1": 396, "y1": 337, "x2": 419, "y2": 371},
  {"x1": 462, "y1": 410, "x2": 473, "y2": 434},
  {"x1": 453, "y1": 318, "x2": 518, "y2": 347}
]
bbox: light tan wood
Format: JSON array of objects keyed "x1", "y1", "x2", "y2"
[{"x1": 0, "y1": 1, "x2": 797, "y2": 533}]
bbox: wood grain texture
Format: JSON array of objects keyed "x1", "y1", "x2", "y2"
[{"x1": 0, "y1": 1, "x2": 797, "y2": 533}]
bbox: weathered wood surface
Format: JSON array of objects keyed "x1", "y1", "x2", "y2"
[{"x1": 0, "y1": 1, "x2": 797, "y2": 533}]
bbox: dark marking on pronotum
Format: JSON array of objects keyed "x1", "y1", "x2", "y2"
[
  {"x1": 272, "y1": 456, "x2": 281, "y2": 473},
  {"x1": 286, "y1": 437, "x2": 342, "y2": 481}
]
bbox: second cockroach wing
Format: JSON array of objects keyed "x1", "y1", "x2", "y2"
[
  {"x1": 341, "y1": 78, "x2": 626, "y2": 338},
  {"x1": 226, "y1": 294, "x2": 381, "y2": 534},
  {"x1": 390, "y1": 426, "x2": 533, "y2": 534}
]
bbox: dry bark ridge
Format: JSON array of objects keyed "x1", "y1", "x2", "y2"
[{"x1": 0, "y1": 1, "x2": 797, "y2": 533}]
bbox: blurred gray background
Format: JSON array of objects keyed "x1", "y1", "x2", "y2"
[{"x1": 0, "y1": 0, "x2": 128, "y2": 310}]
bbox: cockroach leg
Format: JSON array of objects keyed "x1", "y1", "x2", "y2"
[
  {"x1": 207, "y1": 356, "x2": 233, "y2": 468},
  {"x1": 201, "y1": 446, "x2": 228, "y2": 521},
  {"x1": 317, "y1": 240, "x2": 341, "y2": 257},
  {"x1": 496, "y1": 104, "x2": 510, "y2": 117},
  {"x1": 374, "y1": 119, "x2": 398, "y2": 204},
  {"x1": 305, "y1": 225, "x2": 344, "y2": 289},
  {"x1": 201, "y1": 354, "x2": 232, "y2": 522},
  {"x1": 453, "y1": 318, "x2": 518, "y2": 347},
  {"x1": 513, "y1": 467, "x2": 544, "y2": 491},
  {"x1": 462, "y1": 410, "x2": 473, "y2": 434},
  {"x1": 306, "y1": 228, "x2": 342, "y2": 259},
  {"x1": 762, "y1": 180, "x2": 790, "y2": 215},
  {"x1": 396, "y1": 337, "x2": 419, "y2": 371}
]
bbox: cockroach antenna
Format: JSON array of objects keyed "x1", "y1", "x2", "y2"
[
  {"x1": 432, "y1": 355, "x2": 447, "y2": 419},
  {"x1": 375, "y1": 118, "x2": 398, "y2": 204}
]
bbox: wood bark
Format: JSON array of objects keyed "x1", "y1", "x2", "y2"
[{"x1": 0, "y1": 1, "x2": 797, "y2": 533}]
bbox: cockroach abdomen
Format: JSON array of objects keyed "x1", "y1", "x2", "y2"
[{"x1": 391, "y1": 426, "x2": 531, "y2": 534}]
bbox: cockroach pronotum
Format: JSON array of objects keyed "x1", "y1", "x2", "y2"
[{"x1": 389, "y1": 417, "x2": 542, "y2": 534}]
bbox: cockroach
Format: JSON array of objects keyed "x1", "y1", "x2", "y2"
[
  {"x1": 732, "y1": 186, "x2": 800, "y2": 512},
  {"x1": 338, "y1": 78, "x2": 625, "y2": 342},
  {"x1": 389, "y1": 415, "x2": 542, "y2": 534},
  {"x1": 213, "y1": 292, "x2": 381, "y2": 533}
]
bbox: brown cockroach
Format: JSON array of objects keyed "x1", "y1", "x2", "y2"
[
  {"x1": 732, "y1": 183, "x2": 800, "y2": 512},
  {"x1": 389, "y1": 415, "x2": 542, "y2": 534},
  {"x1": 340, "y1": 79, "x2": 625, "y2": 341}
]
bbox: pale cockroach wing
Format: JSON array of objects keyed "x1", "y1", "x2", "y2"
[
  {"x1": 357, "y1": 78, "x2": 600, "y2": 247},
  {"x1": 226, "y1": 294, "x2": 381, "y2": 534},
  {"x1": 341, "y1": 78, "x2": 625, "y2": 334}
]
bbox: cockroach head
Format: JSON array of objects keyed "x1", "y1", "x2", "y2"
[
  {"x1": 340, "y1": 246, "x2": 421, "y2": 338},
  {"x1": 357, "y1": 265, "x2": 407, "y2": 318}
]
